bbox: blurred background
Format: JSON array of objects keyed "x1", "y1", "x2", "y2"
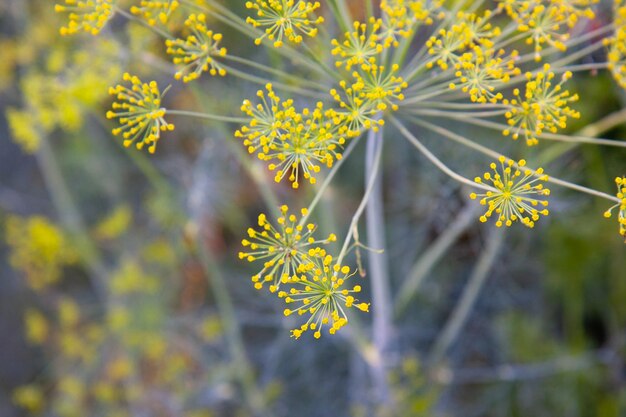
[{"x1": 1, "y1": 1, "x2": 626, "y2": 416}]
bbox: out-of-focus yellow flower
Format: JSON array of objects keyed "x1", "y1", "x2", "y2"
[
  {"x1": 13, "y1": 385, "x2": 45, "y2": 414},
  {"x1": 24, "y1": 309, "x2": 49, "y2": 345},
  {"x1": 130, "y1": 0, "x2": 180, "y2": 26},
  {"x1": 6, "y1": 215, "x2": 76, "y2": 290},
  {"x1": 93, "y1": 205, "x2": 132, "y2": 240}
]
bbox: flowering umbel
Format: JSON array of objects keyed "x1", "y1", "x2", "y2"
[
  {"x1": 239, "y1": 206, "x2": 336, "y2": 292},
  {"x1": 246, "y1": 0, "x2": 324, "y2": 47},
  {"x1": 166, "y1": 13, "x2": 227, "y2": 82},
  {"x1": 280, "y1": 249, "x2": 369, "y2": 339},
  {"x1": 503, "y1": 66, "x2": 579, "y2": 145},
  {"x1": 470, "y1": 157, "x2": 550, "y2": 228},
  {"x1": 107, "y1": 73, "x2": 174, "y2": 154}
]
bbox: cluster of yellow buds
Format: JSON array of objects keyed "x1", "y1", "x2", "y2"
[
  {"x1": 166, "y1": 14, "x2": 227, "y2": 82},
  {"x1": 380, "y1": 0, "x2": 445, "y2": 45},
  {"x1": 237, "y1": 85, "x2": 347, "y2": 188},
  {"x1": 503, "y1": 66, "x2": 580, "y2": 146},
  {"x1": 106, "y1": 73, "x2": 174, "y2": 154},
  {"x1": 245, "y1": 0, "x2": 324, "y2": 48},
  {"x1": 130, "y1": 0, "x2": 180, "y2": 26},
  {"x1": 241, "y1": 209, "x2": 365, "y2": 339},
  {"x1": 450, "y1": 47, "x2": 521, "y2": 104},
  {"x1": 55, "y1": 0, "x2": 114, "y2": 36},
  {"x1": 280, "y1": 248, "x2": 369, "y2": 339},
  {"x1": 470, "y1": 158, "x2": 550, "y2": 228},
  {"x1": 498, "y1": 0, "x2": 596, "y2": 60},
  {"x1": 239, "y1": 206, "x2": 336, "y2": 292},
  {"x1": 331, "y1": 18, "x2": 386, "y2": 70}
]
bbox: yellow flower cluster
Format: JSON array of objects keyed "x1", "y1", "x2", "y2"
[
  {"x1": 603, "y1": 177, "x2": 626, "y2": 241},
  {"x1": 237, "y1": 85, "x2": 347, "y2": 188},
  {"x1": 503, "y1": 65, "x2": 579, "y2": 145},
  {"x1": 130, "y1": 0, "x2": 180, "y2": 26},
  {"x1": 5, "y1": 216, "x2": 76, "y2": 290},
  {"x1": 380, "y1": 0, "x2": 444, "y2": 44},
  {"x1": 107, "y1": 73, "x2": 174, "y2": 154},
  {"x1": 330, "y1": 63, "x2": 407, "y2": 134},
  {"x1": 55, "y1": 0, "x2": 114, "y2": 36},
  {"x1": 166, "y1": 13, "x2": 227, "y2": 82},
  {"x1": 331, "y1": 18, "x2": 386, "y2": 70},
  {"x1": 241, "y1": 209, "x2": 367, "y2": 339},
  {"x1": 281, "y1": 249, "x2": 369, "y2": 339},
  {"x1": 470, "y1": 157, "x2": 550, "y2": 228},
  {"x1": 450, "y1": 47, "x2": 521, "y2": 104},
  {"x1": 498, "y1": 0, "x2": 596, "y2": 60},
  {"x1": 245, "y1": 0, "x2": 324, "y2": 48},
  {"x1": 606, "y1": 2, "x2": 626, "y2": 89},
  {"x1": 240, "y1": 206, "x2": 336, "y2": 291}
]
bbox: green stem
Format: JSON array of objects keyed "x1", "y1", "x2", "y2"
[
  {"x1": 407, "y1": 117, "x2": 622, "y2": 203},
  {"x1": 167, "y1": 109, "x2": 248, "y2": 124},
  {"x1": 364, "y1": 126, "x2": 393, "y2": 405}
]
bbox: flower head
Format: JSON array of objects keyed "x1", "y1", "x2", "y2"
[
  {"x1": 330, "y1": 79, "x2": 384, "y2": 137},
  {"x1": 356, "y1": 62, "x2": 408, "y2": 111},
  {"x1": 106, "y1": 73, "x2": 174, "y2": 154},
  {"x1": 130, "y1": 0, "x2": 180, "y2": 26},
  {"x1": 263, "y1": 103, "x2": 346, "y2": 188},
  {"x1": 470, "y1": 157, "x2": 550, "y2": 228},
  {"x1": 503, "y1": 65, "x2": 579, "y2": 146},
  {"x1": 425, "y1": 23, "x2": 471, "y2": 70},
  {"x1": 166, "y1": 14, "x2": 227, "y2": 82},
  {"x1": 55, "y1": 0, "x2": 114, "y2": 36},
  {"x1": 236, "y1": 84, "x2": 295, "y2": 154},
  {"x1": 331, "y1": 18, "x2": 386, "y2": 70},
  {"x1": 280, "y1": 248, "x2": 369, "y2": 339},
  {"x1": 450, "y1": 47, "x2": 520, "y2": 104},
  {"x1": 246, "y1": 0, "x2": 323, "y2": 48},
  {"x1": 239, "y1": 206, "x2": 337, "y2": 292},
  {"x1": 603, "y1": 176, "x2": 626, "y2": 241}
]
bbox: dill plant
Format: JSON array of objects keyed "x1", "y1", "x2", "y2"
[
  {"x1": 55, "y1": 0, "x2": 626, "y2": 338},
  {"x1": 7, "y1": 0, "x2": 626, "y2": 413}
]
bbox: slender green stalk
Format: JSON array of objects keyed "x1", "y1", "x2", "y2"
[
  {"x1": 336, "y1": 130, "x2": 383, "y2": 266},
  {"x1": 365, "y1": 126, "x2": 393, "y2": 406},
  {"x1": 390, "y1": 117, "x2": 492, "y2": 191},
  {"x1": 408, "y1": 117, "x2": 622, "y2": 203},
  {"x1": 405, "y1": 109, "x2": 626, "y2": 148},
  {"x1": 221, "y1": 64, "x2": 328, "y2": 99},
  {"x1": 167, "y1": 109, "x2": 248, "y2": 124},
  {"x1": 223, "y1": 54, "x2": 329, "y2": 91}
]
